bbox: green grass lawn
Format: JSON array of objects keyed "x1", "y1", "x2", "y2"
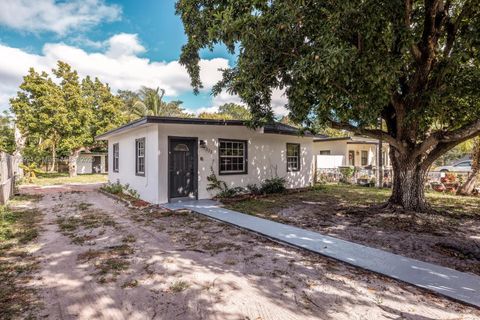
[
  {"x1": 24, "y1": 172, "x2": 108, "y2": 186},
  {"x1": 226, "y1": 184, "x2": 480, "y2": 218}
]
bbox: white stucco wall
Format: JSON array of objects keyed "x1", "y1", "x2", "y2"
[
  {"x1": 106, "y1": 123, "x2": 314, "y2": 204},
  {"x1": 108, "y1": 124, "x2": 159, "y2": 204}
]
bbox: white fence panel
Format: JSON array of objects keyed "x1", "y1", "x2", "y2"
[{"x1": 316, "y1": 155, "x2": 345, "y2": 169}]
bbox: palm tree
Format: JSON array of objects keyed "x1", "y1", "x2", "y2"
[{"x1": 131, "y1": 87, "x2": 191, "y2": 118}]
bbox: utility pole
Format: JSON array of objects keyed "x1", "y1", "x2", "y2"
[{"x1": 377, "y1": 117, "x2": 383, "y2": 188}]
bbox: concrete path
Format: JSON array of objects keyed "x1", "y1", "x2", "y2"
[{"x1": 162, "y1": 199, "x2": 480, "y2": 308}]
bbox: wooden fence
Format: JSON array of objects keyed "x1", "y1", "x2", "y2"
[{"x1": 0, "y1": 151, "x2": 19, "y2": 204}]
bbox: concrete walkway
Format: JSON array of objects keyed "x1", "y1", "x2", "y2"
[{"x1": 162, "y1": 199, "x2": 480, "y2": 308}]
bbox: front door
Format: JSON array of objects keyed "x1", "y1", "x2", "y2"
[
  {"x1": 168, "y1": 138, "x2": 197, "y2": 200},
  {"x1": 348, "y1": 150, "x2": 355, "y2": 166},
  {"x1": 92, "y1": 156, "x2": 102, "y2": 173}
]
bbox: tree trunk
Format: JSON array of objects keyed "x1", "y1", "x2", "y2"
[
  {"x1": 13, "y1": 126, "x2": 26, "y2": 178},
  {"x1": 457, "y1": 138, "x2": 479, "y2": 195},
  {"x1": 388, "y1": 149, "x2": 429, "y2": 211},
  {"x1": 49, "y1": 145, "x2": 56, "y2": 173},
  {"x1": 68, "y1": 149, "x2": 83, "y2": 177}
]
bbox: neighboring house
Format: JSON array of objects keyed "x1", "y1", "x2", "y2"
[
  {"x1": 76, "y1": 152, "x2": 108, "y2": 174},
  {"x1": 96, "y1": 116, "x2": 314, "y2": 204},
  {"x1": 313, "y1": 136, "x2": 391, "y2": 169}
]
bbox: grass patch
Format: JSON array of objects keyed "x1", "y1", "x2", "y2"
[
  {"x1": 78, "y1": 244, "x2": 135, "y2": 283},
  {"x1": 23, "y1": 172, "x2": 107, "y2": 186},
  {"x1": 56, "y1": 209, "x2": 117, "y2": 239},
  {"x1": 169, "y1": 280, "x2": 190, "y2": 293},
  {"x1": 0, "y1": 201, "x2": 42, "y2": 319}
]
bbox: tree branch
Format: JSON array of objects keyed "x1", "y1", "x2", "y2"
[
  {"x1": 440, "y1": 119, "x2": 480, "y2": 143},
  {"x1": 328, "y1": 119, "x2": 406, "y2": 153}
]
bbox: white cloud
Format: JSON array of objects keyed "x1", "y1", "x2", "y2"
[
  {"x1": 0, "y1": 0, "x2": 121, "y2": 35},
  {"x1": 106, "y1": 33, "x2": 145, "y2": 58},
  {"x1": 0, "y1": 33, "x2": 229, "y2": 111},
  {"x1": 0, "y1": 33, "x2": 289, "y2": 116}
]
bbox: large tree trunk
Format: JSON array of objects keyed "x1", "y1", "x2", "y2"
[
  {"x1": 13, "y1": 126, "x2": 26, "y2": 178},
  {"x1": 49, "y1": 145, "x2": 56, "y2": 173},
  {"x1": 68, "y1": 148, "x2": 84, "y2": 177},
  {"x1": 388, "y1": 148, "x2": 429, "y2": 211},
  {"x1": 457, "y1": 138, "x2": 479, "y2": 195}
]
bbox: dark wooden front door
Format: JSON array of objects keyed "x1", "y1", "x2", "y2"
[
  {"x1": 92, "y1": 156, "x2": 102, "y2": 173},
  {"x1": 168, "y1": 138, "x2": 197, "y2": 200}
]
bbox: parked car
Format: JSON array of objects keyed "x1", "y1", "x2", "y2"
[{"x1": 436, "y1": 160, "x2": 472, "y2": 172}]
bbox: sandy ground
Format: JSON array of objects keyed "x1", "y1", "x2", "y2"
[
  {"x1": 226, "y1": 190, "x2": 480, "y2": 276},
  {"x1": 19, "y1": 185, "x2": 480, "y2": 320}
]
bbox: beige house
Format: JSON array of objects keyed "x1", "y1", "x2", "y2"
[{"x1": 313, "y1": 136, "x2": 390, "y2": 169}]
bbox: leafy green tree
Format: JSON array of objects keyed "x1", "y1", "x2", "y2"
[
  {"x1": 129, "y1": 86, "x2": 192, "y2": 118},
  {"x1": 217, "y1": 103, "x2": 251, "y2": 120},
  {"x1": 10, "y1": 67, "x2": 66, "y2": 169},
  {"x1": 198, "y1": 103, "x2": 251, "y2": 120},
  {"x1": 177, "y1": 0, "x2": 480, "y2": 211},
  {"x1": 11, "y1": 61, "x2": 126, "y2": 177},
  {"x1": 0, "y1": 112, "x2": 15, "y2": 154}
]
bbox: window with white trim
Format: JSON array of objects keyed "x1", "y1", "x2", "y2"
[
  {"x1": 219, "y1": 139, "x2": 247, "y2": 174},
  {"x1": 135, "y1": 138, "x2": 145, "y2": 176},
  {"x1": 361, "y1": 150, "x2": 368, "y2": 166},
  {"x1": 287, "y1": 143, "x2": 300, "y2": 172},
  {"x1": 113, "y1": 143, "x2": 119, "y2": 172}
]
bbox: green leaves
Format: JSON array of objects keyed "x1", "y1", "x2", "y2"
[
  {"x1": 10, "y1": 61, "x2": 127, "y2": 157},
  {"x1": 177, "y1": 0, "x2": 480, "y2": 144}
]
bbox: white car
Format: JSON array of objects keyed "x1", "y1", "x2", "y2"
[{"x1": 436, "y1": 160, "x2": 472, "y2": 172}]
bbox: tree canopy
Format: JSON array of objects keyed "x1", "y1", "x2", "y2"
[
  {"x1": 119, "y1": 87, "x2": 192, "y2": 118},
  {"x1": 198, "y1": 103, "x2": 251, "y2": 120},
  {"x1": 177, "y1": 0, "x2": 480, "y2": 211},
  {"x1": 10, "y1": 61, "x2": 126, "y2": 175},
  {"x1": 0, "y1": 112, "x2": 15, "y2": 154}
]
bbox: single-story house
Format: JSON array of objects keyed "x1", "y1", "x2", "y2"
[
  {"x1": 313, "y1": 135, "x2": 391, "y2": 169},
  {"x1": 96, "y1": 116, "x2": 314, "y2": 204},
  {"x1": 76, "y1": 152, "x2": 108, "y2": 174}
]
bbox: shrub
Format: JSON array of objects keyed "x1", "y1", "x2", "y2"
[
  {"x1": 260, "y1": 176, "x2": 287, "y2": 194},
  {"x1": 101, "y1": 180, "x2": 123, "y2": 194},
  {"x1": 101, "y1": 180, "x2": 139, "y2": 198},
  {"x1": 246, "y1": 183, "x2": 262, "y2": 195}
]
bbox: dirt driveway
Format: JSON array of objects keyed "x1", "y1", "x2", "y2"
[{"x1": 20, "y1": 185, "x2": 479, "y2": 319}]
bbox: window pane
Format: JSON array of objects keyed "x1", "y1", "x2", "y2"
[{"x1": 219, "y1": 140, "x2": 247, "y2": 174}]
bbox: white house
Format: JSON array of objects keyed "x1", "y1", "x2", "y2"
[
  {"x1": 96, "y1": 117, "x2": 314, "y2": 204},
  {"x1": 76, "y1": 152, "x2": 108, "y2": 174},
  {"x1": 313, "y1": 136, "x2": 391, "y2": 169}
]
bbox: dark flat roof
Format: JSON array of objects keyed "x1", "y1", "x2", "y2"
[{"x1": 95, "y1": 116, "x2": 311, "y2": 140}]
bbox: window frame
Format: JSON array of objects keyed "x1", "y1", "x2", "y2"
[
  {"x1": 218, "y1": 138, "x2": 248, "y2": 175},
  {"x1": 286, "y1": 143, "x2": 301, "y2": 172},
  {"x1": 361, "y1": 150, "x2": 368, "y2": 166},
  {"x1": 135, "y1": 137, "x2": 146, "y2": 176},
  {"x1": 112, "y1": 143, "x2": 119, "y2": 173}
]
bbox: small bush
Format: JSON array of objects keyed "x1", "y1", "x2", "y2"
[
  {"x1": 101, "y1": 180, "x2": 123, "y2": 194},
  {"x1": 101, "y1": 180, "x2": 140, "y2": 198},
  {"x1": 246, "y1": 183, "x2": 262, "y2": 195},
  {"x1": 260, "y1": 176, "x2": 287, "y2": 194}
]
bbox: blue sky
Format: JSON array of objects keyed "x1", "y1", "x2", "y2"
[{"x1": 0, "y1": 0, "x2": 267, "y2": 114}]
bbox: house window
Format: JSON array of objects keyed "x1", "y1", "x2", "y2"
[
  {"x1": 319, "y1": 150, "x2": 331, "y2": 155},
  {"x1": 219, "y1": 139, "x2": 247, "y2": 175},
  {"x1": 361, "y1": 150, "x2": 368, "y2": 166},
  {"x1": 113, "y1": 143, "x2": 119, "y2": 172},
  {"x1": 135, "y1": 138, "x2": 145, "y2": 176},
  {"x1": 287, "y1": 143, "x2": 301, "y2": 172}
]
